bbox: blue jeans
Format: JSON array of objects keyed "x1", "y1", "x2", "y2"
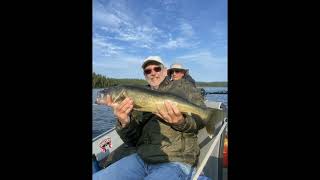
[
  {"x1": 93, "y1": 153, "x2": 194, "y2": 180},
  {"x1": 92, "y1": 158, "x2": 101, "y2": 174}
]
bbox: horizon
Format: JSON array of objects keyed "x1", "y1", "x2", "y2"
[
  {"x1": 93, "y1": 72, "x2": 227, "y2": 83},
  {"x1": 93, "y1": 0, "x2": 227, "y2": 82}
]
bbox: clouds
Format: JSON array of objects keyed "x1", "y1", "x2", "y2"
[
  {"x1": 93, "y1": 34, "x2": 124, "y2": 57},
  {"x1": 94, "y1": 1, "x2": 163, "y2": 52},
  {"x1": 210, "y1": 21, "x2": 227, "y2": 49},
  {"x1": 92, "y1": 0, "x2": 227, "y2": 82},
  {"x1": 159, "y1": 20, "x2": 199, "y2": 49},
  {"x1": 94, "y1": 10, "x2": 123, "y2": 28},
  {"x1": 93, "y1": 0, "x2": 200, "y2": 54},
  {"x1": 93, "y1": 51, "x2": 145, "y2": 79},
  {"x1": 173, "y1": 50, "x2": 227, "y2": 82},
  {"x1": 180, "y1": 22, "x2": 195, "y2": 37},
  {"x1": 159, "y1": 37, "x2": 197, "y2": 49},
  {"x1": 176, "y1": 51, "x2": 227, "y2": 66}
]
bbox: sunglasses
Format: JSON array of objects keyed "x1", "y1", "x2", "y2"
[
  {"x1": 170, "y1": 69, "x2": 185, "y2": 74},
  {"x1": 172, "y1": 69, "x2": 184, "y2": 73},
  {"x1": 144, "y1": 66, "x2": 162, "y2": 74}
]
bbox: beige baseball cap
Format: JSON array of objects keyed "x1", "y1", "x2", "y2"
[{"x1": 168, "y1": 63, "x2": 189, "y2": 74}]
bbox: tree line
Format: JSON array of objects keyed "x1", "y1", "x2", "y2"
[
  {"x1": 93, "y1": 72, "x2": 227, "y2": 88},
  {"x1": 93, "y1": 72, "x2": 147, "y2": 88}
]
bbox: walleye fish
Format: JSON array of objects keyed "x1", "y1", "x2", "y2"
[{"x1": 95, "y1": 85, "x2": 222, "y2": 136}]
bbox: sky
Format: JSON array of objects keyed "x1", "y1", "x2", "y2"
[{"x1": 93, "y1": 0, "x2": 227, "y2": 82}]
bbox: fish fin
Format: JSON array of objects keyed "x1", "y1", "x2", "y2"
[
  {"x1": 123, "y1": 91, "x2": 128, "y2": 97},
  {"x1": 113, "y1": 89, "x2": 126, "y2": 103}
]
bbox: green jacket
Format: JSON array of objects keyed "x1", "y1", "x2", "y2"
[{"x1": 116, "y1": 77, "x2": 206, "y2": 166}]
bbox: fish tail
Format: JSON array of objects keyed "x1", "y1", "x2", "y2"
[{"x1": 204, "y1": 108, "x2": 220, "y2": 137}]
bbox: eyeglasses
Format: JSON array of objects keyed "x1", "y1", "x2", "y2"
[{"x1": 144, "y1": 66, "x2": 162, "y2": 74}]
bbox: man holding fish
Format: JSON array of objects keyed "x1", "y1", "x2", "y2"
[{"x1": 94, "y1": 56, "x2": 216, "y2": 180}]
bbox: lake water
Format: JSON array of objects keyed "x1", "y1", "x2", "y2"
[{"x1": 92, "y1": 87, "x2": 228, "y2": 139}]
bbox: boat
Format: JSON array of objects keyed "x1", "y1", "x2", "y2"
[{"x1": 92, "y1": 100, "x2": 228, "y2": 180}]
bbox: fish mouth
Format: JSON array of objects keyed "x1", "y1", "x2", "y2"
[
  {"x1": 94, "y1": 98, "x2": 101, "y2": 104},
  {"x1": 95, "y1": 98, "x2": 102, "y2": 105},
  {"x1": 95, "y1": 90, "x2": 106, "y2": 105}
]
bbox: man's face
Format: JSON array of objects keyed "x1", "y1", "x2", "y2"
[
  {"x1": 143, "y1": 63, "x2": 167, "y2": 87},
  {"x1": 171, "y1": 69, "x2": 185, "y2": 81}
]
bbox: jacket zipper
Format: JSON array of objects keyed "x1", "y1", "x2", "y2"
[{"x1": 181, "y1": 132, "x2": 185, "y2": 152}]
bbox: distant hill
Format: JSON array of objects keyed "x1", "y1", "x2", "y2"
[{"x1": 93, "y1": 72, "x2": 227, "y2": 88}]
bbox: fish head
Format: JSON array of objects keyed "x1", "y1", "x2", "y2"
[{"x1": 95, "y1": 86, "x2": 125, "y2": 105}]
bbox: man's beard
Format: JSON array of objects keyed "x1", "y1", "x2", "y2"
[{"x1": 147, "y1": 75, "x2": 166, "y2": 88}]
